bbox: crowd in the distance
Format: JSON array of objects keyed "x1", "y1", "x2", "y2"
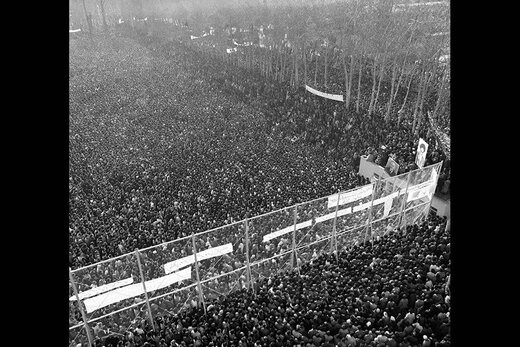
[{"x1": 86, "y1": 214, "x2": 450, "y2": 347}]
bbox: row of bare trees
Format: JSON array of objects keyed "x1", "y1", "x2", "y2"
[
  {"x1": 163, "y1": 0, "x2": 450, "y2": 128},
  {"x1": 70, "y1": 0, "x2": 450, "y2": 129}
]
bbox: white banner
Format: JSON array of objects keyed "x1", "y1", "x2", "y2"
[
  {"x1": 69, "y1": 28, "x2": 81, "y2": 33},
  {"x1": 305, "y1": 85, "x2": 344, "y2": 102},
  {"x1": 226, "y1": 47, "x2": 238, "y2": 54},
  {"x1": 262, "y1": 206, "x2": 353, "y2": 243},
  {"x1": 407, "y1": 182, "x2": 436, "y2": 202},
  {"x1": 353, "y1": 201, "x2": 372, "y2": 213},
  {"x1": 415, "y1": 138, "x2": 429, "y2": 169},
  {"x1": 83, "y1": 267, "x2": 191, "y2": 313},
  {"x1": 328, "y1": 184, "x2": 374, "y2": 209},
  {"x1": 383, "y1": 198, "x2": 393, "y2": 218},
  {"x1": 164, "y1": 243, "x2": 233, "y2": 274},
  {"x1": 69, "y1": 276, "x2": 134, "y2": 301},
  {"x1": 263, "y1": 220, "x2": 312, "y2": 243}
]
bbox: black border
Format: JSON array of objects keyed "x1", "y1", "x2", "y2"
[{"x1": 10, "y1": 1, "x2": 504, "y2": 345}]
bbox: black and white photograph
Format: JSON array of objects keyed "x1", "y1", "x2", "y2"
[{"x1": 69, "y1": 1, "x2": 451, "y2": 346}]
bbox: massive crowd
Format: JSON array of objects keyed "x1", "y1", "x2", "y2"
[
  {"x1": 69, "y1": 23, "x2": 451, "y2": 346},
  {"x1": 84, "y1": 214, "x2": 450, "y2": 347},
  {"x1": 69, "y1": 30, "x2": 373, "y2": 270}
]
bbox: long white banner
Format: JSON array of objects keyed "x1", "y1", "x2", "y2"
[
  {"x1": 305, "y1": 85, "x2": 344, "y2": 102},
  {"x1": 163, "y1": 243, "x2": 233, "y2": 274},
  {"x1": 69, "y1": 276, "x2": 134, "y2": 302},
  {"x1": 83, "y1": 267, "x2": 192, "y2": 313},
  {"x1": 328, "y1": 184, "x2": 374, "y2": 209}
]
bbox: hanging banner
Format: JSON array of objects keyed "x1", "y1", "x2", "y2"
[
  {"x1": 383, "y1": 198, "x2": 393, "y2": 217},
  {"x1": 327, "y1": 184, "x2": 373, "y2": 209},
  {"x1": 262, "y1": 207, "x2": 352, "y2": 243},
  {"x1": 415, "y1": 138, "x2": 429, "y2": 169},
  {"x1": 69, "y1": 276, "x2": 134, "y2": 301},
  {"x1": 83, "y1": 267, "x2": 192, "y2": 313},
  {"x1": 163, "y1": 243, "x2": 233, "y2": 274},
  {"x1": 406, "y1": 182, "x2": 436, "y2": 202},
  {"x1": 305, "y1": 85, "x2": 344, "y2": 102}
]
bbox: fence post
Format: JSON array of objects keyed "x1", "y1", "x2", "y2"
[
  {"x1": 425, "y1": 161, "x2": 444, "y2": 221},
  {"x1": 331, "y1": 191, "x2": 341, "y2": 260},
  {"x1": 191, "y1": 234, "x2": 207, "y2": 314},
  {"x1": 244, "y1": 219, "x2": 253, "y2": 293},
  {"x1": 69, "y1": 267, "x2": 94, "y2": 347},
  {"x1": 364, "y1": 179, "x2": 379, "y2": 245},
  {"x1": 398, "y1": 171, "x2": 413, "y2": 232},
  {"x1": 291, "y1": 205, "x2": 298, "y2": 272},
  {"x1": 135, "y1": 249, "x2": 156, "y2": 332}
]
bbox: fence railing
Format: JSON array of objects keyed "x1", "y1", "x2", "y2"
[{"x1": 68, "y1": 161, "x2": 442, "y2": 346}]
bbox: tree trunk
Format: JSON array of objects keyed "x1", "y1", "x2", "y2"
[
  {"x1": 412, "y1": 70, "x2": 426, "y2": 134},
  {"x1": 433, "y1": 68, "x2": 448, "y2": 119},
  {"x1": 373, "y1": 54, "x2": 387, "y2": 116},
  {"x1": 314, "y1": 50, "x2": 319, "y2": 86},
  {"x1": 294, "y1": 47, "x2": 299, "y2": 88},
  {"x1": 99, "y1": 0, "x2": 108, "y2": 34},
  {"x1": 356, "y1": 51, "x2": 363, "y2": 113},
  {"x1": 385, "y1": 57, "x2": 398, "y2": 122},
  {"x1": 343, "y1": 54, "x2": 350, "y2": 110},
  {"x1": 398, "y1": 68, "x2": 415, "y2": 127},
  {"x1": 303, "y1": 42, "x2": 308, "y2": 85},
  {"x1": 393, "y1": 54, "x2": 408, "y2": 100},
  {"x1": 368, "y1": 55, "x2": 378, "y2": 116},
  {"x1": 81, "y1": 0, "x2": 93, "y2": 41},
  {"x1": 417, "y1": 63, "x2": 437, "y2": 133},
  {"x1": 348, "y1": 54, "x2": 354, "y2": 110},
  {"x1": 324, "y1": 46, "x2": 328, "y2": 88}
]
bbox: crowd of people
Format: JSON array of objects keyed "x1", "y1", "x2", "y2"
[
  {"x1": 69, "y1": 23, "x2": 451, "y2": 346},
  {"x1": 85, "y1": 214, "x2": 450, "y2": 347},
  {"x1": 69, "y1": 30, "x2": 373, "y2": 270}
]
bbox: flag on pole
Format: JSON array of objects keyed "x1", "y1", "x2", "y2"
[{"x1": 415, "y1": 138, "x2": 428, "y2": 169}]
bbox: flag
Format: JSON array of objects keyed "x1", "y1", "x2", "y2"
[{"x1": 415, "y1": 138, "x2": 428, "y2": 169}]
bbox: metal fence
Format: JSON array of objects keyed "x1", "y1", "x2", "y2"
[{"x1": 69, "y1": 161, "x2": 442, "y2": 346}]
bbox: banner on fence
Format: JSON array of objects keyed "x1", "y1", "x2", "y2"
[
  {"x1": 305, "y1": 85, "x2": 344, "y2": 102},
  {"x1": 327, "y1": 184, "x2": 373, "y2": 209},
  {"x1": 83, "y1": 267, "x2": 192, "y2": 313},
  {"x1": 69, "y1": 276, "x2": 134, "y2": 301},
  {"x1": 164, "y1": 243, "x2": 233, "y2": 274}
]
